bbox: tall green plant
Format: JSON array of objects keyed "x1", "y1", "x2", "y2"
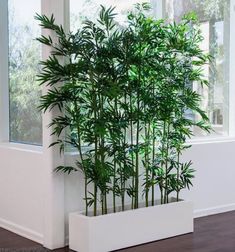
[{"x1": 36, "y1": 4, "x2": 211, "y2": 216}]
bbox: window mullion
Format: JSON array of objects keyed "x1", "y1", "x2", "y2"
[
  {"x1": 0, "y1": 0, "x2": 9, "y2": 143},
  {"x1": 41, "y1": 0, "x2": 69, "y2": 249},
  {"x1": 229, "y1": 0, "x2": 235, "y2": 136}
]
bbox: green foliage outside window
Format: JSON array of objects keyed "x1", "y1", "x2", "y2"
[{"x1": 9, "y1": 4, "x2": 42, "y2": 145}]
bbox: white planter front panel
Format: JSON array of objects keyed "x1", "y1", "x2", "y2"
[{"x1": 69, "y1": 198, "x2": 193, "y2": 252}]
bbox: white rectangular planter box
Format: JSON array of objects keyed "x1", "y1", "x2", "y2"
[{"x1": 69, "y1": 198, "x2": 193, "y2": 252}]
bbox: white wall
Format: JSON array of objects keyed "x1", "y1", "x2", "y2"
[
  {"x1": 182, "y1": 139, "x2": 235, "y2": 217},
  {"x1": 0, "y1": 144, "x2": 44, "y2": 243}
]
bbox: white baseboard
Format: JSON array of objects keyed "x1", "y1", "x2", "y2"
[
  {"x1": 194, "y1": 203, "x2": 235, "y2": 218},
  {"x1": 0, "y1": 217, "x2": 43, "y2": 244}
]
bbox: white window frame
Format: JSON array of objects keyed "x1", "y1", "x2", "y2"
[
  {"x1": 229, "y1": 0, "x2": 235, "y2": 137},
  {"x1": 0, "y1": 0, "x2": 9, "y2": 143}
]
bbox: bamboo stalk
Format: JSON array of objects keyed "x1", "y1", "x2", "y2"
[
  {"x1": 130, "y1": 94, "x2": 135, "y2": 209},
  {"x1": 93, "y1": 81, "x2": 98, "y2": 216},
  {"x1": 176, "y1": 152, "x2": 180, "y2": 201},
  {"x1": 134, "y1": 36, "x2": 142, "y2": 209},
  {"x1": 135, "y1": 99, "x2": 140, "y2": 209},
  {"x1": 145, "y1": 122, "x2": 149, "y2": 207},
  {"x1": 113, "y1": 155, "x2": 116, "y2": 213},
  {"x1": 120, "y1": 167, "x2": 125, "y2": 211},
  {"x1": 73, "y1": 90, "x2": 88, "y2": 215},
  {"x1": 151, "y1": 125, "x2": 155, "y2": 206},
  {"x1": 162, "y1": 121, "x2": 167, "y2": 204},
  {"x1": 114, "y1": 97, "x2": 118, "y2": 212},
  {"x1": 104, "y1": 193, "x2": 107, "y2": 214},
  {"x1": 164, "y1": 122, "x2": 170, "y2": 204},
  {"x1": 94, "y1": 183, "x2": 97, "y2": 216},
  {"x1": 122, "y1": 94, "x2": 127, "y2": 211}
]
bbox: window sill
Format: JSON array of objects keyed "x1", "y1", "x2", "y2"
[
  {"x1": 187, "y1": 136, "x2": 235, "y2": 145},
  {"x1": 0, "y1": 142, "x2": 43, "y2": 154}
]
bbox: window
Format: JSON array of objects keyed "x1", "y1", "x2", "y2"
[
  {"x1": 70, "y1": 0, "x2": 149, "y2": 33},
  {"x1": 0, "y1": 0, "x2": 232, "y2": 148},
  {"x1": 8, "y1": 0, "x2": 42, "y2": 145},
  {"x1": 164, "y1": 0, "x2": 230, "y2": 137}
]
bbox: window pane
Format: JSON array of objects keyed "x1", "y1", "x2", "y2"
[
  {"x1": 165, "y1": 0, "x2": 230, "y2": 137},
  {"x1": 8, "y1": 0, "x2": 42, "y2": 145},
  {"x1": 70, "y1": 0, "x2": 149, "y2": 32}
]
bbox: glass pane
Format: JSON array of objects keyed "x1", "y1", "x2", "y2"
[
  {"x1": 8, "y1": 0, "x2": 42, "y2": 145},
  {"x1": 70, "y1": 0, "x2": 149, "y2": 33},
  {"x1": 165, "y1": 0, "x2": 230, "y2": 137}
]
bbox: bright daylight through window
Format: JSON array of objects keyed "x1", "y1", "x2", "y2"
[
  {"x1": 8, "y1": 0, "x2": 42, "y2": 145},
  {"x1": 70, "y1": 0, "x2": 149, "y2": 32},
  {"x1": 165, "y1": 0, "x2": 230, "y2": 137}
]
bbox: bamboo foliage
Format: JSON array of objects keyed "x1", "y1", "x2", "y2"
[{"x1": 36, "y1": 4, "x2": 211, "y2": 216}]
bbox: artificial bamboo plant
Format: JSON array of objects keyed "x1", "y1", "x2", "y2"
[{"x1": 36, "y1": 3, "x2": 211, "y2": 216}]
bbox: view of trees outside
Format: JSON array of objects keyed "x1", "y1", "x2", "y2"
[
  {"x1": 165, "y1": 0, "x2": 230, "y2": 136},
  {"x1": 8, "y1": 0, "x2": 42, "y2": 145}
]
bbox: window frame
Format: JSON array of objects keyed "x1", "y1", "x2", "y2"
[
  {"x1": 0, "y1": 0, "x2": 9, "y2": 143},
  {"x1": 228, "y1": 0, "x2": 235, "y2": 137}
]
